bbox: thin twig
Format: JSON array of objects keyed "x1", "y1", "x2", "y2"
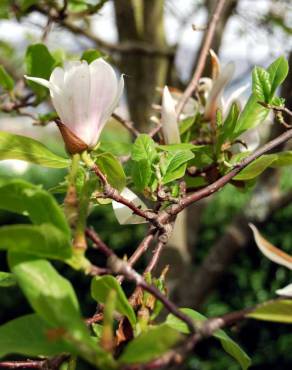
[
  {"x1": 86, "y1": 228, "x2": 195, "y2": 333},
  {"x1": 176, "y1": 0, "x2": 226, "y2": 116},
  {"x1": 112, "y1": 113, "x2": 140, "y2": 137},
  {"x1": 162, "y1": 128, "x2": 292, "y2": 219}
]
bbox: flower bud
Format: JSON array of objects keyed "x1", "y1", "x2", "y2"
[{"x1": 25, "y1": 59, "x2": 124, "y2": 154}]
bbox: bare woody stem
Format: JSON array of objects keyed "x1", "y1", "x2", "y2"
[
  {"x1": 85, "y1": 228, "x2": 195, "y2": 333},
  {"x1": 176, "y1": 0, "x2": 226, "y2": 116},
  {"x1": 163, "y1": 128, "x2": 292, "y2": 219},
  {"x1": 81, "y1": 152, "x2": 158, "y2": 224}
]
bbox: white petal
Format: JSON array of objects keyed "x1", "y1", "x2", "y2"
[
  {"x1": 112, "y1": 188, "x2": 148, "y2": 225},
  {"x1": 60, "y1": 61, "x2": 91, "y2": 145},
  {"x1": 161, "y1": 86, "x2": 180, "y2": 144},
  {"x1": 276, "y1": 283, "x2": 292, "y2": 297},
  {"x1": 49, "y1": 67, "x2": 64, "y2": 91},
  {"x1": 87, "y1": 59, "x2": 122, "y2": 146},
  {"x1": 223, "y1": 83, "x2": 250, "y2": 115},
  {"x1": 204, "y1": 63, "x2": 235, "y2": 119},
  {"x1": 249, "y1": 223, "x2": 292, "y2": 270},
  {"x1": 24, "y1": 75, "x2": 51, "y2": 89}
]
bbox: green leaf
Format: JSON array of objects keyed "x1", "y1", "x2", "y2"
[
  {"x1": 132, "y1": 159, "x2": 151, "y2": 191},
  {"x1": 161, "y1": 150, "x2": 194, "y2": 184},
  {"x1": 252, "y1": 66, "x2": 271, "y2": 102},
  {"x1": 0, "y1": 65, "x2": 14, "y2": 91},
  {"x1": 95, "y1": 152, "x2": 126, "y2": 191},
  {"x1": 99, "y1": 141, "x2": 132, "y2": 156},
  {"x1": 132, "y1": 134, "x2": 157, "y2": 164},
  {"x1": 234, "y1": 155, "x2": 276, "y2": 180},
  {"x1": 217, "y1": 102, "x2": 240, "y2": 150},
  {"x1": 7, "y1": 253, "x2": 113, "y2": 367},
  {"x1": 0, "y1": 314, "x2": 72, "y2": 359},
  {"x1": 81, "y1": 49, "x2": 104, "y2": 64},
  {"x1": 157, "y1": 143, "x2": 200, "y2": 151},
  {"x1": 119, "y1": 325, "x2": 181, "y2": 364},
  {"x1": 270, "y1": 151, "x2": 292, "y2": 167},
  {"x1": 0, "y1": 131, "x2": 69, "y2": 168},
  {"x1": 166, "y1": 309, "x2": 251, "y2": 370},
  {"x1": 0, "y1": 224, "x2": 71, "y2": 260},
  {"x1": 0, "y1": 179, "x2": 70, "y2": 235},
  {"x1": 0, "y1": 271, "x2": 16, "y2": 287},
  {"x1": 247, "y1": 300, "x2": 292, "y2": 324},
  {"x1": 267, "y1": 56, "x2": 289, "y2": 96},
  {"x1": 25, "y1": 44, "x2": 57, "y2": 99},
  {"x1": 233, "y1": 57, "x2": 289, "y2": 137},
  {"x1": 91, "y1": 275, "x2": 136, "y2": 327},
  {"x1": 179, "y1": 116, "x2": 196, "y2": 134}
]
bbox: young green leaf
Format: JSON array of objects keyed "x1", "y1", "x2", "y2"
[
  {"x1": 81, "y1": 49, "x2": 105, "y2": 64},
  {"x1": 132, "y1": 159, "x2": 152, "y2": 191},
  {"x1": 0, "y1": 65, "x2": 14, "y2": 91},
  {"x1": 0, "y1": 314, "x2": 72, "y2": 359},
  {"x1": 0, "y1": 131, "x2": 69, "y2": 168},
  {"x1": 119, "y1": 325, "x2": 181, "y2": 364},
  {"x1": 157, "y1": 143, "x2": 200, "y2": 151},
  {"x1": 132, "y1": 134, "x2": 157, "y2": 164},
  {"x1": 233, "y1": 57, "x2": 288, "y2": 138},
  {"x1": 161, "y1": 150, "x2": 194, "y2": 184},
  {"x1": 166, "y1": 309, "x2": 251, "y2": 370},
  {"x1": 91, "y1": 275, "x2": 136, "y2": 327},
  {"x1": 95, "y1": 152, "x2": 126, "y2": 191},
  {"x1": 0, "y1": 224, "x2": 71, "y2": 260},
  {"x1": 267, "y1": 56, "x2": 289, "y2": 96},
  {"x1": 0, "y1": 271, "x2": 16, "y2": 287},
  {"x1": 25, "y1": 43, "x2": 57, "y2": 100},
  {"x1": 217, "y1": 102, "x2": 240, "y2": 151},
  {"x1": 252, "y1": 66, "x2": 271, "y2": 102},
  {"x1": 247, "y1": 300, "x2": 292, "y2": 324},
  {"x1": 234, "y1": 155, "x2": 276, "y2": 180}
]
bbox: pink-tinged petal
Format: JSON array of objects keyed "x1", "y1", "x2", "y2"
[
  {"x1": 161, "y1": 86, "x2": 180, "y2": 144},
  {"x1": 112, "y1": 188, "x2": 148, "y2": 225},
  {"x1": 24, "y1": 75, "x2": 51, "y2": 89},
  {"x1": 249, "y1": 223, "x2": 292, "y2": 270},
  {"x1": 276, "y1": 283, "x2": 292, "y2": 297},
  {"x1": 61, "y1": 61, "x2": 91, "y2": 145},
  {"x1": 87, "y1": 59, "x2": 121, "y2": 146}
]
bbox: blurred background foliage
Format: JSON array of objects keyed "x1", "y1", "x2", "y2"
[{"x1": 0, "y1": 1, "x2": 292, "y2": 369}]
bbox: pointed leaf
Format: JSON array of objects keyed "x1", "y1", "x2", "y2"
[
  {"x1": 0, "y1": 224, "x2": 71, "y2": 260},
  {"x1": 91, "y1": 275, "x2": 136, "y2": 327},
  {"x1": 252, "y1": 67, "x2": 271, "y2": 102},
  {"x1": 0, "y1": 179, "x2": 70, "y2": 235},
  {"x1": 0, "y1": 65, "x2": 14, "y2": 91},
  {"x1": 132, "y1": 159, "x2": 151, "y2": 191},
  {"x1": 0, "y1": 131, "x2": 69, "y2": 168},
  {"x1": 247, "y1": 300, "x2": 292, "y2": 324},
  {"x1": 132, "y1": 134, "x2": 157, "y2": 164},
  {"x1": 234, "y1": 155, "x2": 276, "y2": 180},
  {"x1": 166, "y1": 309, "x2": 251, "y2": 370},
  {"x1": 119, "y1": 325, "x2": 181, "y2": 364},
  {"x1": 161, "y1": 150, "x2": 194, "y2": 184},
  {"x1": 95, "y1": 152, "x2": 126, "y2": 191},
  {"x1": 267, "y1": 56, "x2": 289, "y2": 96},
  {"x1": 0, "y1": 271, "x2": 16, "y2": 287}
]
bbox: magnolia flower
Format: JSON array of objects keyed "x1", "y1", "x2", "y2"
[
  {"x1": 25, "y1": 59, "x2": 124, "y2": 154},
  {"x1": 161, "y1": 86, "x2": 181, "y2": 144},
  {"x1": 249, "y1": 223, "x2": 292, "y2": 297}
]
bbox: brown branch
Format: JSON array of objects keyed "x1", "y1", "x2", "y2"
[
  {"x1": 112, "y1": 113, "x2": 140, "y2": 137},
  {"x1": 90, "y1": 164, "x2": 159, "y2": 225},
  {"x1": 32, "y1": 5, "x2": 174, "y2": 57},
  {"x1": 176, "y1": 0, "x2": 226, "y2": 116},
  {"x1": 162, "y1": 128, "x2": 292, "y2": 219},
  {"x1": 85, "y1": 228, "x2": 195, "y2": 333},
  {"x1": 144, "y1": 240, "x2": 165, "y2": 273},
  {"x1": 0, "y1": 361, "x2": 44, "y2": 369}
]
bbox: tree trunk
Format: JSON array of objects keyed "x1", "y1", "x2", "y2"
[{"x1": 114, "y1": 0, "x2": 170, "y2": 132}]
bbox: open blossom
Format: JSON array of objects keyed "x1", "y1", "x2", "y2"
[
  {"x1": 161, "y1": 86, "x2": 181, "y2": 144},
  {"x1": 25, "y1": 59, "x2": 124, "y2": 153},
  {"x1": 249, "y1": 224, "x2": 292, "y2": 297}
]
